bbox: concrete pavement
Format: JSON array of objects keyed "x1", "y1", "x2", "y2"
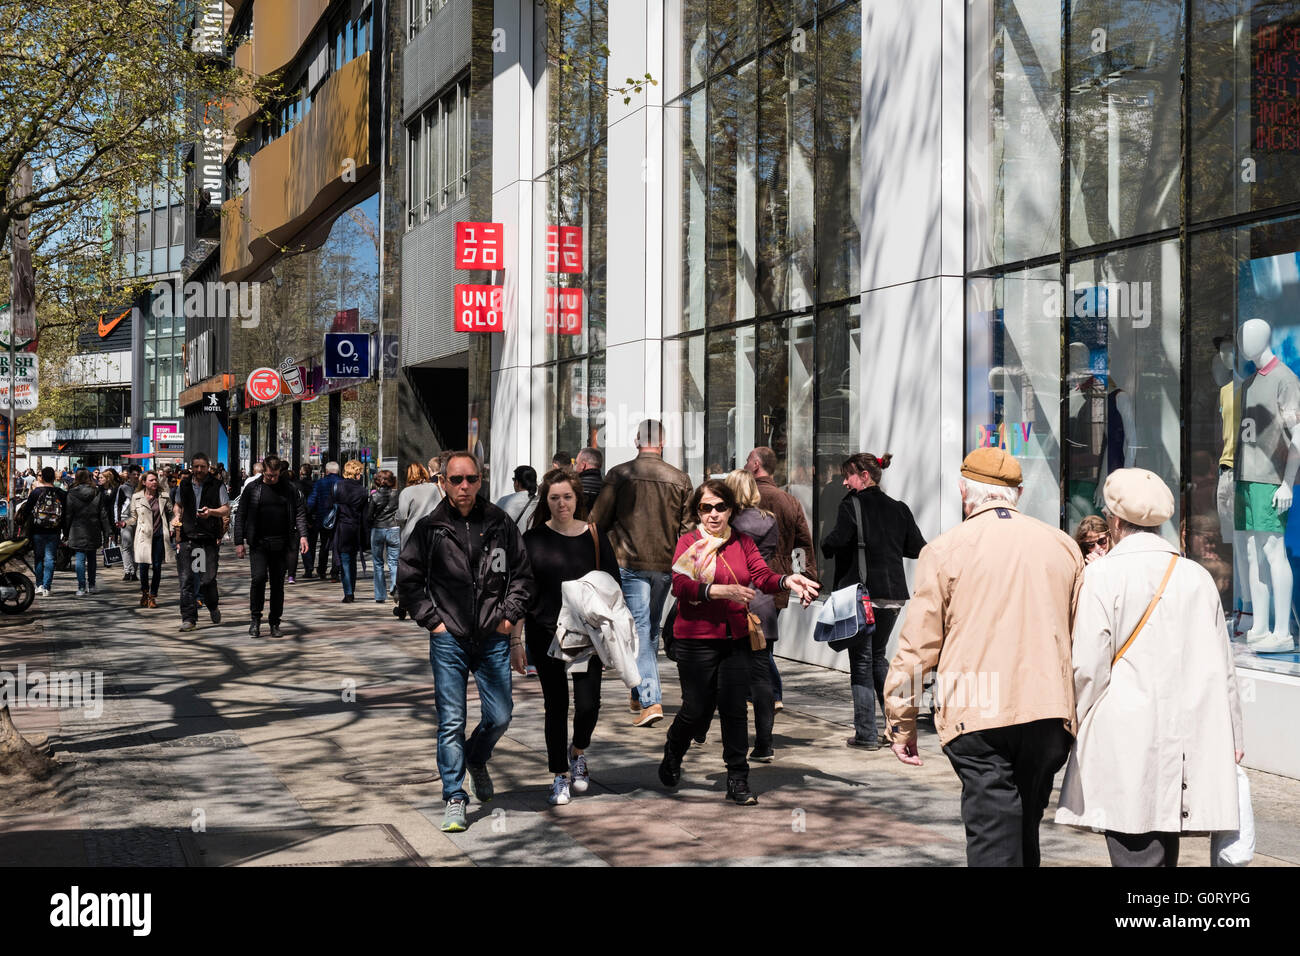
[{"x1": 2, "y1": 545, "x2": 1296, "y2": 867}]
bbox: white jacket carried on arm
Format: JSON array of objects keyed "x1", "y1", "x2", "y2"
[{"x1": 552, "y1": 570, "x2": 641, "y2": 689}]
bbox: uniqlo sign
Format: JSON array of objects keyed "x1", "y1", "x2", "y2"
[
  {"x1": 545, "y1": 225, "x2": 583, "y2": 274},
  {"x1": 545, "y1": 286, "x2": 583, "y2": 335},
  {"x1": 455, "y1": 222, "x2": 504, "y2": 269},
  {"x1": 454, "y1": 284, "x2": 505, "y2": 333}
]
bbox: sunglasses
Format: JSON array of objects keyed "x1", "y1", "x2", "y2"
[
  {"x1": 446, "y1": 474, "x2": 481, "y2": 486},
  {"x1": 697, "y1": 503, "x2": 731, "y2": 515}
]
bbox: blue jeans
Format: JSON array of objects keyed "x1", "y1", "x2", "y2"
[
  {"x1": 429, "y1": 633, "x2": 514, "y2": 802},
  {"x1": 370, "y1": 526, "x2": 400, "y2": 600},
  {"x1": 339, "y1": 550, "x2": 355, "y2": 597},
  {"x1": 619, "y1": 568, "x2": 672, "y2": 708},
  {"x1": 74, "y1": 549, "x2": 97, "y2": 590},
  {"x1": 32, "y1": 532, "x2": 58, "y2": 590}
]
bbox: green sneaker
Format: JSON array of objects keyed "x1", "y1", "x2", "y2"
[
  {"x1": 467, "y1": 763, "x2": 493, "y2": 803},
  {"x1": 440, "y1": 798, "x2": 468, "y2": 833}
]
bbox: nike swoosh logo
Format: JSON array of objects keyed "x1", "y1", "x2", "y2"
[{"x1": 98, "y1": 307, "x2": 131, "y2": 338}]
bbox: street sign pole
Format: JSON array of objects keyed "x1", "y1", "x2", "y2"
[{"x1": 6, "y1": 163, "x2": 31, "y2": 524}]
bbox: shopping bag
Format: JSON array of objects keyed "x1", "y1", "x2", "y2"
[
  {"x1": 102, "y1": 544, "x2": 122, "y2": 567},
  {"x1": 1211, "y1": 765, "x2": 1255, "y2": 867}
]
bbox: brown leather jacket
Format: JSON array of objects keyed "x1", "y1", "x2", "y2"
[
  {"x1": 755, "y1": 474, "x2": 818, "y2": 609},
  {"x1": 589, "y1": 451, "x2": 694, "y2": 572}
]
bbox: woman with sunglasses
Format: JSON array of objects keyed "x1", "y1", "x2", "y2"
[
  {"x1": 659, "y1": 479, "x2": 819, "y2": 805},
  {"x1": 1073, "y1": 515, "x2": 1110, "y2": 564}
]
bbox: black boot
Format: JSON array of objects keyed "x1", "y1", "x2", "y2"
[
  {"x1": 658, "y1": 741, "x2": 683, "y2": 788},
  {"x1": 248, "y1": 617, "x2": 262, "y2": 638},
  {"x1": 726, "y1": 773, "x2": 758, "y2": 806},
  {"x1": 269, "y1": 624, "x2": 282, "y2": 638}
]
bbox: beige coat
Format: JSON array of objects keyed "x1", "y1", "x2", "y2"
[
  {"x1": 884, "y1": 500, "x2": 1084, "y2": 746},
  {"x1": 129, "y1": 489, "x2": 174, "y2": 564},
  {"x1": 1055, "y1": 532, "x2": 1244, "y2": 835}
]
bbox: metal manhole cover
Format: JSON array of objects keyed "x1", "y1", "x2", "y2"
[{"x1": 341, "y1": 768, "x2": 438, "y2": 787}]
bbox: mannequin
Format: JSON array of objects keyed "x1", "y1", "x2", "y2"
[
  {"x1": 1212, "y1": 337, "x2": 1251, "y2": 636},
  {"x1": 1066, "y1": 342, "x2": 1137, "y2": 523},
  {"x1": 1237, "y1": 318, "x2": 1300, "y2": 652}
]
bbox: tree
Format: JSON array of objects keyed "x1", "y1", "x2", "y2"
[{"x1": 0, "y1": 0, "x2": 257, "y2": 777}]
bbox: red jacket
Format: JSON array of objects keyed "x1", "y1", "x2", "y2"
[{"x1": 671, "y1": 529, "x2": 785, "y2": 640}]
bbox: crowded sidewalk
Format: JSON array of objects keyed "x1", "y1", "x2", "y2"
[{"x1": 2, "y1": 546, "x2": 1297, "y2": 867}]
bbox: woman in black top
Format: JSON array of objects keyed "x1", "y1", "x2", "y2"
[
  {"x1": 522, "y1": 468, "x2": 618, "y2": 807},
  {"x1": 331, "y1": 459, "x2": 369, "y2": 603},
  {"x1": 820, "y1": 453, "x2": 926, "y2": 749},
  {"x1": 366, "y1": 469, "x2": 401, "y2": 602}
]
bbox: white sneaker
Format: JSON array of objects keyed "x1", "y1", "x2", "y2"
[
  {"x1": 569, "y1": 751, "x2": 590, "y2": 794},
  {"x1": 548, "y1": 774, "x2": 571, "y2": 806},
  {"x1": 1251, "y1": 634, "x2": 1296, "y2": 654},
  {"x1": 75, "y1": 589, "x2": 86, "y2": 597},
  {"x1": 34, "y1": 586, "x2": 47, "y2": 597}
]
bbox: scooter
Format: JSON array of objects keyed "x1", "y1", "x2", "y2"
[{"x1": 0, "y1": 538, "x2": 37, "y2": 613}]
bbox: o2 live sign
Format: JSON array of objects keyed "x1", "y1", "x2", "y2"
[{"x1": 324, "y1": 333, "x2": 372, "y2": 379}]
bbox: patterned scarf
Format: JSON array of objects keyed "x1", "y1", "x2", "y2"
[{"x1": 672, "y1": 524, "x2": 732, "y2": 584}]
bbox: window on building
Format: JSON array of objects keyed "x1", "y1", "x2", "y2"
[{"x1": 406, "y1": 75, "x2": 470, "y2": 227}]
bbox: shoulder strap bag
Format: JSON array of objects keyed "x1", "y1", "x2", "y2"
[
  {"x1": 718, "y1": 548, "x2": 766, "y2": 652},
  {"x1": 1112, "y1": 554, "x2": 1179, "y2": 666},
  {"x1": 589, "y1": 523, "x2": 601, "y2": 571},
  {"x1": 322, "y1": 481, "x2": 339, "y2": 531},
  {"x1": 850, "y1": 496, "x2": 877, "y2": 630}
]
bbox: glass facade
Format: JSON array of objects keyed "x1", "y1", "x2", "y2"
[
  {"x1": 533, "y1": 0, "x2": 607, "y2": 464},
  {"x1": 966, "y1": 0, "x2": 1300, "y2": 676},
  {"x1": 667, "y1": 0, "x2": 861, "y2": 548}
]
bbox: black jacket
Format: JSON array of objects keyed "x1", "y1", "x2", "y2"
[
  {"x1": 578, "y1": 468, "x2": 603, "y2": 508},
  {"x1": 820, "y1": 485, "x2": 926, "y2": 599},
  {"x1": 64, "y1": 484, "x2": 113, "y2": 551},
  {"x1": 330, "y1": 478, "x2": 369, "y2": 554},
  {"x1": 397, "y1": 497, "x2": 535, "y2": 641},
  {"x1": 232, "y1": 477, "x2": 308, "y2": 549}
]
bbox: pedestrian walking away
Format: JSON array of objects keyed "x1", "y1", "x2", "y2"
[
  {"x1": 233, "y1": 455, "x2": 310, "y2": 638},
  {"x1": 1055, "y1": 469, "x2": 1246, "y2": 867},
  {"x1": 173, "y1": 453, "x2": 230, "y2": 632},
  {"x1": 745, "y1": 446, "x2": 819, "y2": 712},
  {"x1": 331, "y1": 460, "x2": 369, "y2": 602},
  {"x1": 884, "y1": 448, "x2": 1082, "y2": 867},
  {"x1": 64, "y1": 469, "x2": 115, "y2": 596},
  {"x1": 397, "y1": 451, "x2": 535, "y2": 833},
  {"x1": 393, "y1": 462, "x2": 443, "y2": 621},
  {"x1": 129, "y1": 471, "x2": 174, "y2": 609},
  {"x1": 306, "y1": 461, "x2": 342, "y2": 580},
  {"x1": 821, "y1": 453, "x2": 925, "y2": 749},
  {"x1": 366, "y1": 469, "x2": 401, "y2": 602},
  {"x1": 522, "y1": 468, "x2": 619, "y2": 806},
  {"x1": 590, "y1": 419, "x2": 695, "y2": 728},
  {"x1": 496, "y1": 465, "x2": 540, "y2": 533},
  {"x1": 16, "y1": 467, "x2": 67, "y2": 597},
  {"x1": 717, "y1": 468, "x2": 780, "y2": 762},
  {"x1": 575, "y1": 447, "x2": 604, "y2": 505},
  {"x1": 114, "y1": 467, "x2": 141, "y2": 581},
  {"x1": 660, "y1": 479, "x2": 819, "y2": 806}
]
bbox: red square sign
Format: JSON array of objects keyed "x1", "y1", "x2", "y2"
[
  {"x1": 545, "y1": 286, "x2": 583, "y2": 335},
  {"x1": 545, "y1": 225, "x2": 584, "y2": 274},
  {"x1": 454, "y1": 284, "x2": 505, "y2": 333},
  {"x1": 455, "y1": 222, "x2": 504, "y2": 270}
]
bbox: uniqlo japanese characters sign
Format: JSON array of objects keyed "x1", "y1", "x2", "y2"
[
  {"x1": 545, "y1": 225, "x2": 583, "y2": 274},
  {"x1": 454, "y1": 284, "x2": 505, "y2": 333},
  {"x1": 455, "y1": 222, "x2": 504, "y2": 270},
  {"x1": 545, "y1": 286, "x2": 583, "y2": 335}
]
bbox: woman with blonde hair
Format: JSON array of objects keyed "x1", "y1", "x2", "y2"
[
  {"x1": 331, "y1": 459, "x2": 369, "y2": 603},
  {"x1": 722, "y1": 468, "x2": 782, "y2": 762},
  {"x1": 393, "y1": 462, "x2": 444, "y2": 621}
]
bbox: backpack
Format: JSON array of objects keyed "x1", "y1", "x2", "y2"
[{"x1": 31, "y1": 488, "x2": 63, "y2": 531}]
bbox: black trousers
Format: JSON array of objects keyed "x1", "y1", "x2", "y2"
[
  {"x1": 665, "y1": 638, "x2": 750, "y2": 775},
  {"x1": 312, "y1": 527, "x2": 335, "y2": 578},
  {"x1": 942, "y1": 718, "x2": 1073, "y2": 867},
  {"x1": 528, "y1": 632, "x2": 602, "y2": 774},
  {"x1": 176, "y1": 541, "x2": 220, "y2": 624},
  {"x1": 1105, "y1": 831, "x2": 1181, "y2": 868},
  {"x1": 249, "y1": 546, "x2": 291, "y2": 625}
]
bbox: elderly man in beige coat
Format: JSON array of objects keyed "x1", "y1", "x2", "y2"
[
  {"x1": 884, "y1": 448, "x2": 1084, "y2": 867},
  {"x1": 1055, "y1": 468, "x2": 1245, "y2": 866}
]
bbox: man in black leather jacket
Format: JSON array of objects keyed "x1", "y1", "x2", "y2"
[
  {"x1": 397, "y1": 451, "x2": 534, "y2": 833},
  {"x1": 233, "y1": 456, "x2": 309, "y2": 638}
]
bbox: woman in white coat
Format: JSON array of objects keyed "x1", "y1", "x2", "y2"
[
  {"x1": 1055, "y1": 469, "x2": 1244, "y2": 866},
  {"x1": 129, "y1": 471, "x2": 174, "y2": 609}
]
